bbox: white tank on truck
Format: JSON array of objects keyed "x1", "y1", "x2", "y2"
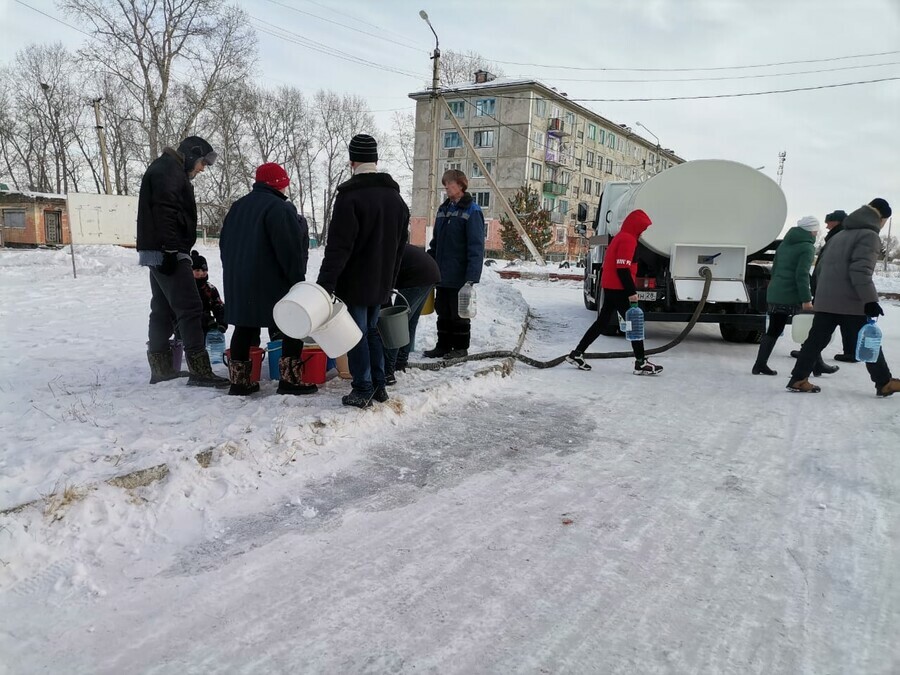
[{"x1": 583, "y1": 159, "x2": 788, "y2": 343}]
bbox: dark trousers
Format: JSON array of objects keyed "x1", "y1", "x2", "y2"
[
  {"x1": 346, "y1": 304, "x2": 385, "y2": 396},
  {"x1": 384, "y1": 285, "x2": 434, "y2": 369},
  {"x1": 765, "y1": 309, "x2": 791, "y2": 338},
  {"x1": 230, "y1": 327, "x2": 302, "y2": 361},
  {"x1": 792, "y1": 312, "x2": 892, "y2": 387},
  {"x1": 575, "y1": 289, "x2": 645, "y2": 361},
  {"x1": 435, "y1": 286, "x2": 470, "y2": 351},
  {"x1": 148, "y1": 260, "x2": 205, "y2": 355}
]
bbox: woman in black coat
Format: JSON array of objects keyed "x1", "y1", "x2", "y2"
[{"x1": 220, "y1": 163, "x2": 314, "y2": 396}]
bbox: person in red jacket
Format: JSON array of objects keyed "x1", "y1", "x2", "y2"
[{"x1": 567, "y1": 209, "x2": 663, "y2": 375}]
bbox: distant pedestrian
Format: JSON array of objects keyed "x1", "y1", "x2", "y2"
[
  {"x1": 423, "y1": 169, "x2": 486, "y2": 359},
  {"x1": 220, "y1": 162, "x2": 315, "y2": 396},
  {"x1": 137, "y1": 135, "x2": 228, "y2": 387},
  {"x1": 316, "y1": 134, "x2": 409, "y2": 408},
  {"x1": 383, "y1": 243, "x2": 441, "y2": 384},
  {"x1": 752, "y1": 216, "x2": 837, "y2": 376},
  {"x1": 788, "y1": 198, "x2": 899, "y2": 396},
  {"x1": 567, "y1": 209, "x2": 663, "y2": 375},
  {"x1": 190, "y1": 250, "x2": 226, "y2": 334}
]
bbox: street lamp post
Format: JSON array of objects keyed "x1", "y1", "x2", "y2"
[
  {"x1": 420, "y1": 10, "x2": 441, "y2": 238},
  {"x1": 636, "y1": 121, "x2": 660, "y2": 175}
]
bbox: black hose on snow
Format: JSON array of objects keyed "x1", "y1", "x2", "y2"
[{"x1": 407, "y1": 268, "x2": 714, "y2": 372}]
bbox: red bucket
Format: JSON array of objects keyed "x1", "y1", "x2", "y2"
[
  {"x1": 302, "y1": 346, "x2": 328, "y2": 385},
  {"x1": 224, "y1": 346, "x2": 265, "y2": 383}
]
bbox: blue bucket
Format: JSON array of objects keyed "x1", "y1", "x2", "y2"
[{"x1": 267, "y1": 340, "x2": 282, "y2": 379}]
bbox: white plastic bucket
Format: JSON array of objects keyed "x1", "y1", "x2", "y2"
[
  {"x1": 791, "y1": 313, "x2": 814, "y2": 344},
  {"x1": 272, "y1": 282, "x2": 333, "y2": 339},
  {"x1": 309, "y1": 299, "x2": 363, "y2": 358}
]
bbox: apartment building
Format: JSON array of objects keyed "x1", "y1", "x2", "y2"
[{"x1": 408, "y1": 72, "x2": 684, "y2": 260}]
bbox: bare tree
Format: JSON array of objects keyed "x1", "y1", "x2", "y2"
[
  {"x1": 61, "y1": 0, "x2": 257, "y2": 158},
  {"x1": 440, "y1": 50, "x2": 504, "y2": 86}
]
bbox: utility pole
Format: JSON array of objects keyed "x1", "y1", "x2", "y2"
[
  {"x1": 777, "y1": 151, "x2": 787, "y2": 186},
  {"x1": 92, "y1": 97, "x2": 113, "y2": 195},
  {"x1": 420, "y1": 10, "x2": 441, "y2": 239},
  {"x1": 440, "y1": 95, "x2": 545, "y2": 265}
]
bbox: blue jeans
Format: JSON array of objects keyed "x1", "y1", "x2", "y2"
[
  {"x1": 384, "y1": 285, "x2": 433, "y2": 370},
  {"x1": 345, "y1": 304, "x2": 385, "y2": 396}
]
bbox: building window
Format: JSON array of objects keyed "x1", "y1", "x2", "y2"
[
  {"x1": 534, "y1": 98, "x2": 547, "y2": 117},
  {"x1": 575, "y1": 158, "x2": 582, "y2": 169},
  {"x1": 588, "y1": 124, "x2": 597, "y2": 141},
  {"x1": 564, "y1": 111, "x2": 576, "y2": 127},
  {"x1": 484, "y1": 221, "x2": 490, "y2": 239},
  {"x1": 474, "y1": 98, "x2": 496, "y2": 117},
  {"x1": 556, "y1": 227, "x2": 566, "y2": 244},
  {"x1": 533, "y1": 130, "x2": 545, "y2": 151},
  {"x1": 596, "y1": 181, "x2": 602, "y2": 196},
  {"x1": 2, "y1": 209, "x2": 27, "y2": 229},
  {"x1": 471, "y1": 191, "x2": 491, "y2": 208},
  {"x1": 473, "y1": 129, "x2": 494, "y2": 148},
  {"x1": 586, "y1": 150, "x2": 595, "y2": 168},
  {"x1": 531, "y1": 162, "x2": 542, "y2": 181},
  {"x1": 605, "y1": 158, "x2": 613, "y2": 173},
  {"x1": 583, "y1": 178, "x2": 592, "y2": 194},
  {"x1": 599, "y1": 129, "x2": 606, "y2": 145},
  {"x1": 445, "y1": 161, "x2": 461, "y2": 172},
  {"x1": 445, "y1": 100, "x2": 465, "y2": 119},
  {"x1": 608, "y1": 133, "x2": 616, "y2": 150},
  {"x1": 559, "y1": 199, "x2": 569, "y2": 215},
  {"x1": 471, "y1": 161, "x2": 492, "y2": 178},
  {"x1": 443, "y1": 131, "x2": 462, "y2": 149},
  {"x1": 577, "y1": 131, "x2": 584, "y2": 140},
  {"x1": 542, "y1": 197, "x2": 555, "y2": 211}
]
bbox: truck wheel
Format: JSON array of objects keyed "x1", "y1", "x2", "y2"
[
  {"x1": 583, "y1": 289, "x2": 597, "y2": 311},
  {"x1": 720, "y1": 323, "x2": 752, "y2": 343},
  {"x1": 744, "y1": 329, "x2": 763, "y2": 344}
]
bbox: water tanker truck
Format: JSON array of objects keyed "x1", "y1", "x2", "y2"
[{"x1": 582, "y1": 159, "x2": 788, "y2": 343}]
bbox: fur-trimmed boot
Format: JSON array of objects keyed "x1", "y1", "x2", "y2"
[
  {"x1": 185, "y1": 350, "x2": 230, "y2": 388},
  {"x1": 147, "y1": 349, "x2": 189, "y2": 384},
  {"x1": 228, "y1": 359, "x2": 260, "y2": 396},
  {"x1": 277, "y1": 356, "x2": 318, "y2": 395}
]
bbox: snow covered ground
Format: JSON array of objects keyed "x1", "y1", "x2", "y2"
[{"x1": 1, "y1": 245, "x2": 898, "y2": 673}]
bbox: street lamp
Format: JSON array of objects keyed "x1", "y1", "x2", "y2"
[
  {"x1": 635, "y1": 121, "x2": 660, "y2": 174},
  {"x1": 420, "y1": 10, "x2": 441, "y2": 238}
]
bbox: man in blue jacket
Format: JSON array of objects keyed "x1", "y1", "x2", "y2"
[{"x1": 424, "y1": 169, "x2": 486, "y2": 359}]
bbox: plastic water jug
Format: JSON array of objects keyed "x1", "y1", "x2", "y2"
[
  {"x1": 624, "y1": 303, "x2": 645, "y2": 342},
  {"x1": 206, "y1": 329, "x2": 226, "y2": 364},
  {"x1": 458, "y1": 283, "x2": 477, "y2": 319},
  {"x1": 855, "y1": 319, "x2": 882, "y2": 363}
]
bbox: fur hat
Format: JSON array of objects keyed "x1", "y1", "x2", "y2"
[
  {"x1": 824, "y1": 210, "x2": 846, "y2": 223},
  {"x1": 869, "y1": 198, "x2": 892, "y2": 219}
]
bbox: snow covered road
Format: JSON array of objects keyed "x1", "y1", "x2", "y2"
[{"x1": 1, "y1": 249, "x2": 899, "y2": 673}]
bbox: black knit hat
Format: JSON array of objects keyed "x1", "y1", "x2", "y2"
[
  {"x1": 824, "y1": 209, "x2": 847, "y2": 223},
  {"x1": 869, "y1": 198, "x2": 892, "y2": 219},
  {"x1": 348, "y1": 134, "x2": 378, "y2": 163},
  {"x1": 191, "y1": 250, "x2": 208, "y2": 271},
  {"x1": 177, "y1": 136, "x2": 217, "y2": 172}
]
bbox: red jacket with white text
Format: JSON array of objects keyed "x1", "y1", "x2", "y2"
[{"x1": 600, "y1": 209, "x2": 653, "y2": 292}]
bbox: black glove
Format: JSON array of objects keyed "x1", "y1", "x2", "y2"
[
  {"x1": 217, "y1": 324, "x2": 228, "y2": 334},
  {"x1": 157, "y1": 251, "x2": 179, "y2": 275},
  {"x1": 864, "y1": 302, "x2": 884, "y2": 318}
]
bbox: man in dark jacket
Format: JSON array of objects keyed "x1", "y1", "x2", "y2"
[
  {"x1": 383, "y1": 243, "x2": 441, "y2": 383},
  {"x1": 423, "y1": 169, "x2": 486, "y2": 359},
  {"x1": 789, "y1": 198, "x2": 899, "y2": 396},
  {"x1": 220, "y1": 162, "x2": 314, "y2": 397},
  {"x1": 316, "y1": 134, "x2": 409, "y2": 408},
  {"x1": 137, "y1": 136, "x2": 227, "y2": 387}
]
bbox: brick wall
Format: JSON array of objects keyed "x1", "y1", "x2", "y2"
[{"x1": 0, "y1": 194, "x2": 69, "y2": 246}]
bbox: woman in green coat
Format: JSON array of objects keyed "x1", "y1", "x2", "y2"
[{"x1": 753, "y1": 216, "x2": 837, "y2": 376}]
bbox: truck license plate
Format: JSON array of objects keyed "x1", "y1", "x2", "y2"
[{"x1": 637, "y1": 291, "x2": 657, "y2": 301}]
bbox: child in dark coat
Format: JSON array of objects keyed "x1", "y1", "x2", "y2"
[{"x1": 191, "y1": 250, "x2": 226, "y2": 334}]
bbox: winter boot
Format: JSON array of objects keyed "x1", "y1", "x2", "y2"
[
  {"x1": 634, "y1": 359, "x2": 663, "y2": 375},
  {"x1": 342, "y1": 390, "x2": 374, "y2": 409},
  {"x1": 566, "y1": 351, "x2": 592, "y2": 371},
  {"x1": 384, "y1": 360, "x2": 397, "y2": 386},
  {"x1": 277, "y1": 356, "x2": 318, "y2": 396},
  {"x1": 752, "y1": 335, "x2": 778, "y2": 376},
  {"x1": 228, "y1": 359, "x2": 260, "y2": 396},
  {"x1": 812, "y1": 356, "x2": 839, "y2": 377},
  {"x1": 876, "y1": 378, "x2": 900, "y2": 398},
  {"x1": 444, "y1": 349, "x2": 468, "y2": 360},
  {"x1": 423, "y1": 346, "x2": 450, "y2": 359},
  {"x1": 786, "y1": 378, "x2": 821, "y2": 393},
  {"x1": 373, "y1": 387, "x2": 389, "y2": 403},
  {"x1": 834, "y1": 353, "x2": 858, "y2": 363},
  {"x1": 147, "y1": 349, "x2": 189, "y2": 384},
  {"x1": 394, "y1": 355, "x2": 408, "y2": 373},
  {"x1": 185, "y1": 350, "x2": 230, "y2": 388}
]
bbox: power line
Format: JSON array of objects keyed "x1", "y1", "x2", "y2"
[
  {"x1": 12, "y1": 0, "x2": 94, "y2": 38},
  {"x1": 490, "y1": 49, "x2": 900, "y2": 72},
  {"x1": 296, "y1": 0, "x2": 418, "y2": 45},
  {"x1": 263, "y1": 0, "x2": 426, "y2": 53},
  {"x1": 513, "y1": 60, "x2": 900, "y2": 84}
]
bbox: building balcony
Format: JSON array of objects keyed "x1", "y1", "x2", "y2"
[
  {"x1": 542, "y1": 181, "x2": 567, "y2": 196},
  {"x1": 549, "y1": 209, "x2": 566, "y2": 224},
  {"x1": 547, "y1": 118, "x2": 570, "y2": 136},
  {"x1": 545, "y1": 148, "x2": 573, "y2": 167}
]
